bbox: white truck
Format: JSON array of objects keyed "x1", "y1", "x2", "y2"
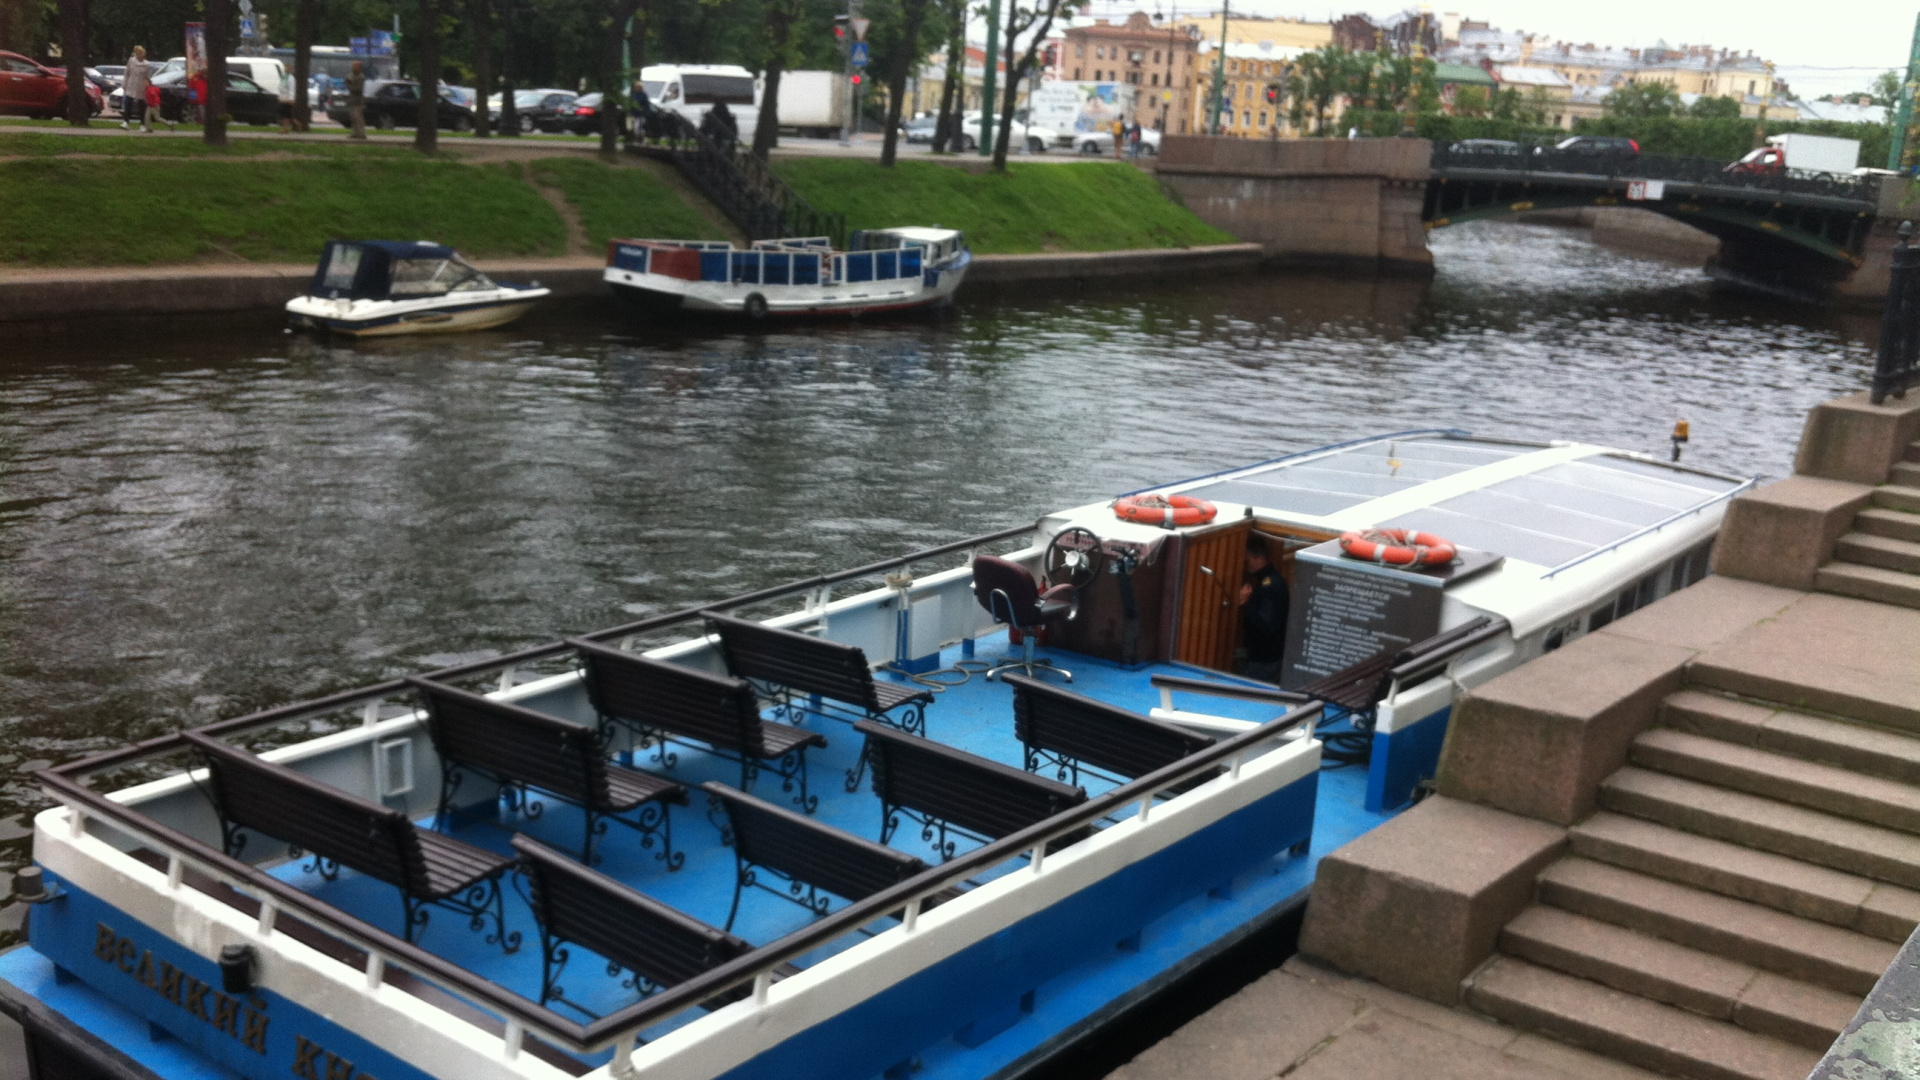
[
  {"x1": 1029, "y1": 80, "x2": 1136, "y2": 149},
  {"x1": 1728, "y1": 133, "x2": 1860, "y2": 177},
  {"x1": 768, "y1": 70, "x2": 848, "y2": 138}
]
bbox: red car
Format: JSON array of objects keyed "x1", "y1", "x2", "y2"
[{"x1": 0, "y1": 49, "x2": 103, "y2": 118}]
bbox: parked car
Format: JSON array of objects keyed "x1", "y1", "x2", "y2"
[
  {"x1": 0, "y1": 50, "x2": 102, "y2": 117},
  {"x1": 960, "y1": 111, "x2": 1056, "y2": 153},
  {"x1": 487, "y1": 88, "x2": 576, "y2": 132},
  {"x1": 557, "y1": 91, "x2": 621, "y2": 135},
  {"x1": 1554, "y1": 134, "x2": 1638, "y2": 155},
  {"x1": 154, "y1": 69, "x2": 281, "y2": 126},
  {"x1": 1451, "y1": 138, "x2": 1523, "y2": 155},
  {"x1": 1072, "y1": 127, "x2": 1162, "y2": 155},
  {"x1": 327, "y1": 79, "x2": 478, "y2": 131},
  {"x1": 900, "y1": 115, "x2": 938, "y2": 143},
  {"x1": 92, "y1": 65, "x2": 124, "y2": 88}
]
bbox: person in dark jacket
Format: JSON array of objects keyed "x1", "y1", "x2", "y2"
[{"x1": 1238, "y1": 537, "x2": 1290, "y2": 683}]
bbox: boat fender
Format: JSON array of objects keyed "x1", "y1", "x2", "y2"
[
  {"x1": 744, "y1": 293, "x2": 769, "y2": 321},
  {"x1": 1112, "y1": 493, "x2": 1218, "y2": 529},
  {"x1": 1338, "y1": 528, "x2": 1458, "y2": 567}
]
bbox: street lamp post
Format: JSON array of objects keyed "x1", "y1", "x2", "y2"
[
  {"x1": 979, "y1": 0, "x2": 1002, "y2": 156},
  {"x1": 1207, "y1": 1, "x2": 1227, "y2": 135}
]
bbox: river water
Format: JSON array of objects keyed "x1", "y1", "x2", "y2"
[{"x1": 0, "y1": 220, "x2": 1882, "y2": 918}]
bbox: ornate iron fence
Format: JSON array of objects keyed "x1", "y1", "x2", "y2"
[
  {"x1": 1877, "y1": 228, "x2": 1920, "y2": 405},
  {"x1": 635, "y1": 118, "x2": 845, "y2": 244},
  {"x1": 1430, "y1": 142, "x2": 1882, "y2": 206}
]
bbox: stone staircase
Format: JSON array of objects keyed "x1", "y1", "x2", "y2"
[
  {"x1": 1816, "y1": 446, "x2": 1920, "y2": 610},
  {"x1": 1464, "y1": 685, "x2": 1920, "y2": 1080}
]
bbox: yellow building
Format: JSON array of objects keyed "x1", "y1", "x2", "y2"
[
  {"x1": 1061, "y1": 12, "x2": 1201, "y2": 131},
  {"x1": 1188, "y1": 41, "x2": 1305, "y2": 137},
  {"x1": 1171, "y1": 13, "x2": 1331, "y2": 51}
]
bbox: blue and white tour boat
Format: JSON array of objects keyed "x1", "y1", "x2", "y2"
[
  {"x1": 3, "y1": 431, "x2": 1753, "y2": 1080},
  {"x1": 286, "y1": 241, "x2": 551, "y2": 337},
  {"x1": 603, "y1": 228, "x2": 971, "y2": 319}
]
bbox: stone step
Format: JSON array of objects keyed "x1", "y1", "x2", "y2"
[
  {"x1": 1835, "y1": 530, "x2": 1920, "y2": 574},
  {"x1": 1499, "y1": 906, "x2": 1857, "y2": 1051},
  {"x1": 1873, "y1": 484, "x2": 1920, "y2": 513},
  {"x1": 1536, "y1": 856, "x2": 1897, "y2": 995},
  {"x1": 1601, "y1": 765, "x2": 1920, "y2": 891},
  {"x1": 1569, "y1": 811, "x2": 1920, "y2": 942},
  {"x1": 1663, "y1": 689, "x2": 1920, "y2": 787},
  {"x1": 1857, "y1": 506, "x2": 1920, "y2": 543},
  {"x1": 1894, "y1": 460, "x2": 1920, "y2": 487},
  {"x1": 1466, "y1": 956, "x2": 1823, "y2": 1080},
  {"x1": 1814, "y1": 560, "x2": 1920, "y2": 610},
  {"x1": 1630, "y1": 727, "x2": 1920, "y2": 835}
]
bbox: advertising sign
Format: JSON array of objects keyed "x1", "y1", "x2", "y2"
[
  {"x1": 1626, "y1": 179, "x2": 1665, "y2": 201},
  {"x1": 1029, "y1": 81, "x2": 1135, "y2": 133},
  {"x1": 184, "y1": 22, "x2": 207, "y2": 78}
]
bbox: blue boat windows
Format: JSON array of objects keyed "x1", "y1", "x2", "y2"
[
  {"x1": 731, "y1": 253, "x2": 760, "y2": 284},
  {"x1": 900, "y1": 248, "x2": 923, "y2": 276},
  {"x1": 762, "y1": 254, "x2": 792, "y2": 285},
  {"x1": 875, "y1": 251, "x2": 898, "y2": 279},
  {"x1": 846, "y1": 252, "x2": 875, "y2": 283},
  {"x1": 792, "y1": 254, "x2": 820, "y2": 285},
  {"x1": 701, "y1": 251, "x2": 730, "y2": 282}
]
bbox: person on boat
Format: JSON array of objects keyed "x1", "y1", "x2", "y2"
[
  {"x1": 345, "y1": 61, "x2": 367, "y2": 140},
  {"x1": 1237, "y1": 537, "x2": 1290, "y2": 684}
]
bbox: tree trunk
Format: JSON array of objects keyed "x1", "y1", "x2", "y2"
[
  {"x1": 600, "y1": 0, "x2": 642, "y2": 154},
  {"x1": 498, "y1": 0, "x2": 517, "y2": 135},
  {"x1": 878, "y1": 0, "x2": 927, "y2": 167},
  {"x1": 415, "y1": 0, "x2": 439, "y2": 151},
  {"x1": 292, "y1": 0, "x2": 316, "y2": 131},
  {"x1": 204, "y1": 0, "x2": 230, "y2": 145},
  {"x1": 59, "y1": 0, "x2": 88, "y2": 126},
  {"x1": 991, "y1": 0, "x2": 1062, "y2": 172},
  {"x1": 750, "y1": 4, "x2": 794, "y2": 159},
  {"x1": 990, "y1": 16, "x2": 1021, "y2": 171},
  {"x1": 931, "y1": 35, "x2": 958, "y2": 151},
  {"x1": 468, "y1": 0, "x2": 491, "y2": 137}
]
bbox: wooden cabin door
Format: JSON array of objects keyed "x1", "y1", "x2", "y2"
[{"x1": 1173, "y1": 520, "x2": 1252, "y2": 672}]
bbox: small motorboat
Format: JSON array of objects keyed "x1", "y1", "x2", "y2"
[
  {"x1": 603, "y1": 227, "x2": 971, "y2": 319},
  {"x1": 286, "y1": 240, "x2": 550, "y2": 337}
]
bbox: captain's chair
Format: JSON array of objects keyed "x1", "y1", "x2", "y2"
[{"x1": 971, "y1": 555, "x2": 1077, "y2": 683}]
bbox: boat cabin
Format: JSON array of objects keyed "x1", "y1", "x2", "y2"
[{"x1": 309, "y1": 240, "x2": 502, "y2": 301}]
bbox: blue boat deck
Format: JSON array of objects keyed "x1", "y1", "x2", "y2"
[{"x1": 6, "y1": 633, "x2": 1405, "y2": 1080}]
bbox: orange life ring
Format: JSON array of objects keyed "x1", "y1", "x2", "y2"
[
  {"x1": 1113, "y1": 493, "x2": 1218, "y2": 528},
  {"x1": 1339, "y1": 528, "x2": 1458, "y2": 567}
]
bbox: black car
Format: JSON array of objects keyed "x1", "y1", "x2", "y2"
[
  {"x1": 327, "y1": 79, "x2": 478, "y2": 131},
  {"x1": 1554, "y1": 135, "x2": 1639, "y2": 154},
  {"x1": 556, "y1": 91, "x2": 621, "y2": 135},
  {"x1": 495, "y1": 89, "x2": 577, "y2": 133},
  {"x1": 154, "y1": 69, "x2": 280, "y2": 126}
]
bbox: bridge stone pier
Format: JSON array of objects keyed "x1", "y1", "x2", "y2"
[{"x1": 1155, "y1": 136, "x2": 1434, "y2": 273}]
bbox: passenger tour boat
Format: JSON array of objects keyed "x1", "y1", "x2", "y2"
[
  {"x1": 602, "y1": 228, "x2": 971, "y2": 319},
  {"x1": 286, "y1": 241, "x2": 550, "y2": 337},
  {"x1": 3, "y1": 431, "x2": 1752, "y2": 1080}
]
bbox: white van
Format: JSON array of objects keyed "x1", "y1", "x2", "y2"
[
  {"x1": 115, "y1": 55, "x2": 291, "y2": 112},
  {"x1": 638, "y1": 64, "x2": 759, "y2": 135}
]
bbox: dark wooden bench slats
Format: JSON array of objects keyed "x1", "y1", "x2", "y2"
[
  {"x1": 513, "y1": 834, "x2": 755, "y2": 1017},
  {"x1": 702, "y1": 781, "x2": 926, "y2": 930},
  {"x1": 569, "y1": 637, "x2": 826, "y2": 812},
  {"x1": 181, "y1": 730, "x2": 516, "y2": 951},
  {"x1": 1004, "y1": 672, "x2": 1215, "y2": 785},
  {"x1": 706, "y1": 611, "x2": 931, "y2": 716},
  {"x1": 406, "y1": 678, "x2": 687, "y2": 867},
  {"x1": 854, "y1": 720, "x2": 1085, "y2": 859}
]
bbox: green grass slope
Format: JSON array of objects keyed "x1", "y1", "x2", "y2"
[
  {"x1": 774, "y1": 158, "x2": 1234, "y2": 254},
  {"x1": 530, "y1": 157, "x2": 724, "y2": 247}
]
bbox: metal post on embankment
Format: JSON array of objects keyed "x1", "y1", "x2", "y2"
[{"x1": 1875, "y1": 223, "x2": 1920, "y2": 405}]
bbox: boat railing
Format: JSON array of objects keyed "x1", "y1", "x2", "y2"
[
  {"x1": 1541, "y1": 476, "x2": 1758, "y2": 579},
  {"x1": 35, "y1": 523, "x2": 1056, "y2": 1057}
]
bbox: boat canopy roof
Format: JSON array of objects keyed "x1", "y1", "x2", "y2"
[
  {"x1": 1158, "y1": 432, "x2": 1748, "y2": 570},
  {"x1": 309, "y1": 240, "x2": 496, "y2": 301}
]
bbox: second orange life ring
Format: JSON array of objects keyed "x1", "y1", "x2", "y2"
[
  {"x1": 1113, "y1": 493, "x2": 1218, "y2": 528},
  {"x1": 1339, "y1": 528, "x2": 1458, "y2": 567}
]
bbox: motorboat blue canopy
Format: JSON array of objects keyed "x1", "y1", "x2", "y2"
[{"x1": 309, "y1": 240, "x2": 496, "y2": 302}]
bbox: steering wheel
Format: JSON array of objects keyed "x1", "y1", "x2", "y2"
[{"x1": 1044, "y1": 527, "x2": 1106, "y2": 589}]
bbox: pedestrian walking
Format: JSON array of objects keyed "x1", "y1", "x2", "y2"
[
  {"x1": 1112, "y1": 117, "x2": 1124, "y2": 160},
  {"x1": 345, "y1": 61, "x2": 367, "y2": 140},
  {"x1": 1127, "y1": 121, "x2": 1142, "y2": 160},
  {"x1": 147, "y1": 81, "x2": 172, "y2": 130},
  {"x1": 121, "y1": 46, "x2": 151, "y2": 130},
  {"x1": 188, "y1": 70, "x2": 208, "y2": 125}
]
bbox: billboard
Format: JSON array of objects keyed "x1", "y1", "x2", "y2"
[{"x1": 1029, "y1": 81, "x2": 1137, "y2": 134}]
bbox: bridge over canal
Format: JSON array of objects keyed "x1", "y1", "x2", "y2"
[{"x1": 1155, "y1": 136, "x2": 1907, "y2": 302}]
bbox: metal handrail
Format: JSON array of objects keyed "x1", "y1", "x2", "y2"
[
  {"x1": 1542, "y1": 478, "x2": 1758, "y2": 579},
  {"x1": 36, "y1": 695, "x2": 1323, "y2": 1059},
  {"x1": 1876, "y1": 239, "x2": 1920, "y2": 406},
  {"x1": 1386, "y1": 616, "x2": 1510, "y2": 689},
  {"x1": 1114, "y1": 428, "x2": 1474, "y2": 499}
]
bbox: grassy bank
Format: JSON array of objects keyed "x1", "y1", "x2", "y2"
[
  {"x1": 530, "y1": 157, "x2": 720, "y2": 247},
  {"x1": 774, "y1": 159, "x2": 1234, "y2": 254}
]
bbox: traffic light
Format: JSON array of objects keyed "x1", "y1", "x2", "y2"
[
  {"x1": 833, "y1": 14, "x2": 849, "y2": 42},
  {"x1": 851, "y1": 73, "x2": 862, "y2": 85},
  {"x1": 1264, "y1": 83, "x2": 1280, "y2": 104}
]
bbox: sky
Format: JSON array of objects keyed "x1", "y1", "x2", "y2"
[{"x1": 1070, "y1": 0, "x2": 1912, "y2": 99}]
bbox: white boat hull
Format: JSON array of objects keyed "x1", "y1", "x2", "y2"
[{"x1": 285, "y1": 287, "x2": 550, "y2": 337}]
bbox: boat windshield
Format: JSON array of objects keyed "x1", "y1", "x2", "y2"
[{"x1": 389, "y1": 256, "x2": 495, "y2": 296}]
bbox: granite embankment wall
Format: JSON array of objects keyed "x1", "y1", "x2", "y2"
[{"x1": 0, "y1": 245, "x2": 1263, "y2": 323}]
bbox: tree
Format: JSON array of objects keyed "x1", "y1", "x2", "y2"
[
  {"x1": 989, "y1": 0, "x2": 1072, "y2": 172},
  {"x1": 878, "y1": 0, "x2": 930, "y2": 166},
  {"x1": 1490, "y1": 86, "x2": 1518, "y2": 120},
  {"x1": 1605, "y1": 80, "x2": 1680, "y2": 119},
  {"x1": 750, "y1": 0, "x2": 805, "y2": 158},
  {"x1": 59, "y1": 0, "x2": 88, "y2": 126},
  {"x1": 414, "y1": 0, "x2": 440, "y2": 151},
  {"x1": 929, "y1": 0, "x2": 964, "y2": 151},
  {"x1": 1688, "y1": 94, "x2": 1740, "y2": 120},
  {"x1": 598, "y1": 0, "x2": 643, "y2": 152},
  {"x1": 468, "y1": 0, "x2": 493, "y2": 136},
  {"x1": 1450, "y1": 83, "x2": 1488, "y2": 118},
  {"x1": 291, "y1": 0, "x2": 318, "y2": 131},
  {"x1": 205, "y1": 0, "x2": 231, "y2": 144},
  {"x1": 1870, "y1": 69, "x2": 1902, "y2": 108}
]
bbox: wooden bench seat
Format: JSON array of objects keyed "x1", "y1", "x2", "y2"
[
  {"x1": 705, "y1": 611, "x2": 934, "y2": 790},
  {"x1": 406, "y1": 678, "x2": 688, "y2": 868},
  {"x1": 182, "y1": 730, "x2": 518, "y2": 952},
  {"x1": 513, "y1": 834, "x2": 756, "y2": 1019},
  {"x1": 701, "y1": 781, "x2": 927, "y2": 931},
  {"x1": 853, "y1": 720, "x2": 1086, "y2": 862},
  {"x1": 1002, "y1": 672, "x2": 1216, "y2": 789},
  {"x1": 570, "y1": 638, "x2": 828, "y2": 813}
]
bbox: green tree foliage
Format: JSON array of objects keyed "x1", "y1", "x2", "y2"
[
  {"x1": 1450, "y1": 83, "x2": 1489, "y2": 118},
  {"x1": 1570, "y1": 115, "x2": 1888, "y2": 165},
  {"x1": 1687, "y1": 95, "x2": 1741, "y2": 119},
  {"x1": 1870, "y1": 69, "x2": 1902, "y2": 108},
  {"x1": 1604, "y1": 80, "x2": 1682, "y2": 118}
]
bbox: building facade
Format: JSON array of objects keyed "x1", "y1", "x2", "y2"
[{"x1": 1061, "y1": 12, "x2": 1201, "y2": 131}]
